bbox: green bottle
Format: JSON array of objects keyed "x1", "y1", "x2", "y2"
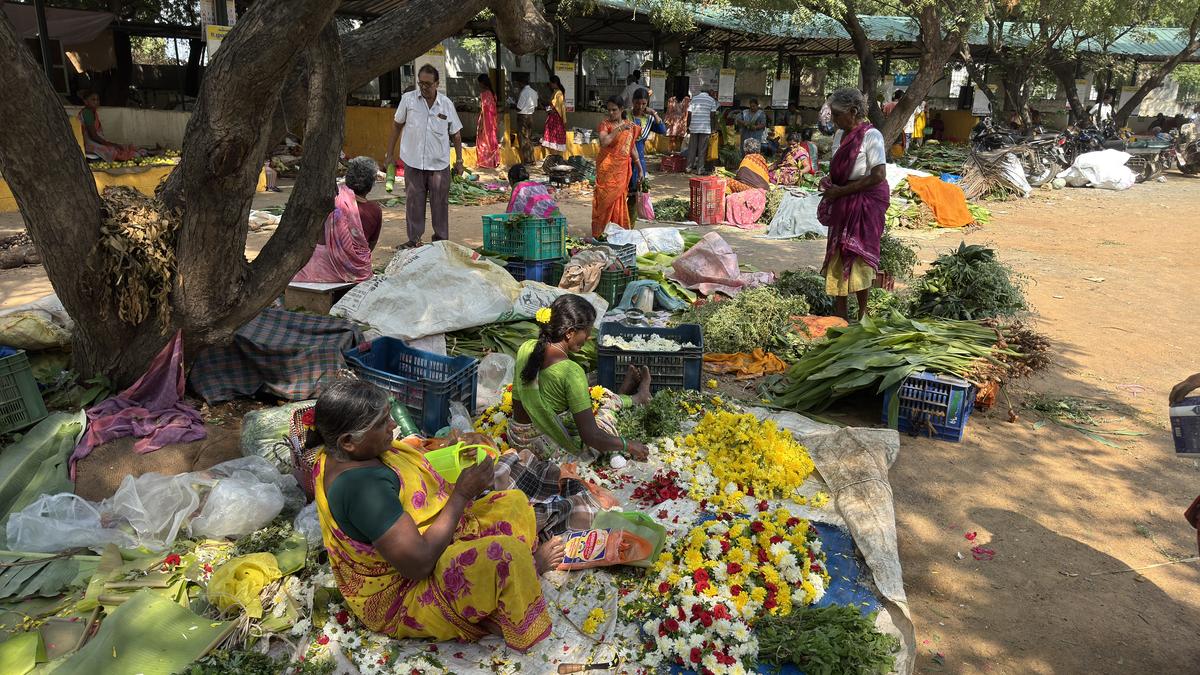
[
  {"x1": 384, "y1": 163, "x2": 396, "y2": 193},
  {"x1": 390, "y1": 398, "x2": 420, "y2": 437}
]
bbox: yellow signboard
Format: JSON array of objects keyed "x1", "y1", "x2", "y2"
[{"x1": 205, "y1": 24, "x2": 231, "y2": 58}]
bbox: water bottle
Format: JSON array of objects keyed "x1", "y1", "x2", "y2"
[{"x1": 390, "y1": 398, "x2": 420, "y2": 438}]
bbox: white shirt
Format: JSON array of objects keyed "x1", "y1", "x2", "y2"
[
  {"x1": 831, "y1": 128, "x2": 886, "y2": 180},
  {"x1": 517, "y1": 86, "x2": 537, "y2": 115},
  {"x1": 620, "y1": 82, "x2": 643, "y2": 106},
  {"x1": 1089, "y1": 102, "x2": 1113, "y2": 122},
  {"x1": 394, "y1": 90, "x2": 462, "y2": 171},
  {"x1": 688, "y1": 93, "x2": 718, "y2": 134}
]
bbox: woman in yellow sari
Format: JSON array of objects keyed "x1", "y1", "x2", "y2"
[
  {"x1": 311, "y1": 380, "x2": 563, "y2": 651},
  {"x1": 591, "y1": 96, "x2": 640, "y2": 237}
]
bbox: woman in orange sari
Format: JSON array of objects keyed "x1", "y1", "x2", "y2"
[
  {"x1": 476, "y1": 75, "x2": 500, "y2": 169},
  {"x1": 78, "y1": 90, "x2": 143, "y2": 162},
  {"x1": 311, "y1": 380, "x2": 564, "y2": 651},
  {"x1": 591, "y1": 96, "x2": 640, "y2": 237}
]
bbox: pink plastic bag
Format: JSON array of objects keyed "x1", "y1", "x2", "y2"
[{"x1": 637, "y1": 193, "x2": 655, "y2": 221}]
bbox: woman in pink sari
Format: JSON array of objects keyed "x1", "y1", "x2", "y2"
[
  {"x1": 476, "y1": 75, "x2": 500, "y2": 169},
  {"x1": 817, "y1": 89, "x2": 889, "y2": 321},
  {"x1": 294, "y1": 157, "x2": 380, "y2": 283},
  {"x1": 78, "y1": 90, "x2": 143, "y2": 162}
]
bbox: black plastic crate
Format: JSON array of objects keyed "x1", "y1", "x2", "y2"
[
  {"x1": 596, "y1": 323, "x2": 703, "y2": 393},
  {"x1": 344, "y1": 338, "x2": 478, "y2": 434},
  {"x1": 599, "y1": 242, "x2": 638, "y2": 271}
]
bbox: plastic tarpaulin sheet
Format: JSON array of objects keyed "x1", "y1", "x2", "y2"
[
  {"x1": 667, "y1": 231, "x2": 774, "y2": 296},
  {"x1": 761, "y1": 189, "x2": 827, "y2": 240}
]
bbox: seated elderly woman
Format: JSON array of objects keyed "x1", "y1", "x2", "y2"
[
  {"x1": 723, "y1": 138, "x2": 770, "y2": 225},
  {"x1": 505, "y1": 164, "x2": 562, "y2": 218},
  {"x1": 293, "y1": 156, "x2": 382, "y2": 283},
  {"x1": 312, "y1": 379, "x2": 564, "y2": 651}
]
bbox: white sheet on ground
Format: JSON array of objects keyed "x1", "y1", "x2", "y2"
[
  {"x1": 1057, "y1": 149, "x2": 1136, "y2": 190},
  {"x1": 886, "y1": 164, "x2": 932, "y2": 192},
  {"x1": 603, "y1": 224, "x2": 685, "y2": 256},
  {"x1": 762, "y1": 189, "x2": 827, "y2": 239},
  {"x1": 346, "y1": 410, "x2": 914, "y2": 675}
]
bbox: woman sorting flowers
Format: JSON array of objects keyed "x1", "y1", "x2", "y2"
[
  {"x1": 311, "y1": 379, "x2": 564, "y2": 651},
  {"x1": 510, "y1": 295, "x2": 652, "y2": 462},
  {"x1": 818, "y1": 88, "x2": 889, "y2": 321}
]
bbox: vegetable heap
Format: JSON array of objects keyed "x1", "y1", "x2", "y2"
[
  {"x1": 756, "y1": 605, "x2": 901, "y2": 675},
  {"x1": 679, "y1": 286, "x2": 810, "y2": 359},
  {"x1": 652, "y1": 197, "x2": 691, "y2": 222},
  {"x1": 909, "y1": 242, "x2": 1026, "y2": 320}
]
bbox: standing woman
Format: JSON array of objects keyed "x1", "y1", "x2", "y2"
[
  {"x1": 476, "y1": 74, "x2": 500, "y2": 169},
  {"x1": 590, "y1": 96, "x2": 640, "y2": 237},
  {"x1": 541, "y1": 76, "x2": 568, "y2": 154},
  {"x1": 627, "y1": 89, "x2": 667, "y2": 223},
  {"x1": 663, "y1": 91, "x2": 690, "y2": 153},
  {"x1": 817, "y1": 88, "x2": 889, "y2": 321}
]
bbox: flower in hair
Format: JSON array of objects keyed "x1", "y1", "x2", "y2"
[{"x1": 535, "y1": 306, "x2": 552, "y2": 324}]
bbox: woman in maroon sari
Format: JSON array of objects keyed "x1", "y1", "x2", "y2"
[{"x1": 817, "y1": 88, "x2": 889, "y2": 321}]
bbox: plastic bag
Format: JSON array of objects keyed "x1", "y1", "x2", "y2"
[
  {"x1": 507, "y1": 282, "x2": 608, "y2": 327},
  {"x1": 762, "y1": 191, "x2": 826, "y2": 240},
  {"x1": 448, "y1": 401, "x2": 474, "y2": 434},
  {"x1": 293, "y1": 502, "x2": 322, "y2": 549},
  {"x1": 204, "y1": 456, "x2": 305, "y2": 517},
  {"x1": 557, "y1": 528, "x2": 654, "y2": 570},
  {"x1": 637, "y1": 192, "x2": 655, "y2": 221},
  {"x1": 476, "y1": 353, "x2": 515, "y2": 411},
  {"x1": 206, "y1": 552, "x2": 282, "y2": 618},
  {"x1": 239, "y1": 401, "x2": 314, "y2": 473},
  {"x1": 189, "y1": 478, "x2": 284, "y2": 539},
  {"x1": 602, "y1": 224, "x2": 684, "y2": 256},
  {"x1": 6, "y1": 493, "x2": 135, "y2": 553},
  {"x1": 1057, "y1": 149, "x2": 1136, "y2": 190},
  {"x1": 0, "y1": 294, "x2": 74, "y2": 350},
  {"x1": 106, "y1": 472, "x2": 207, "y2": 550}
]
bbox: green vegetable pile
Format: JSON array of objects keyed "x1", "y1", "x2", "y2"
[
  {"x1": 885, "y1": 200, "x2": 936, "y2": 229},
  {"x1": 756, "y1": 605, "x2": 901, "y2": 675},
  {"x1": 771, "y1": 312, "x2": 1017, "y2": 412},
  {"x1": 879, "y1": 232, "x2": 919, "y2": 280},
  {"x1": 448, "y1": 175, "x2": 504, "y2": 205},
  {"x1": 447, "y1": 320, "x2": 597, "y2": 371},
  {"x1": 909, "y1": 243, "x2": 1026, "y2": 320},
  {"x1": 652, "y1": 197, "x2": 690, "y2": 221},
  {"x1": 967, "y1": 202, "x2": 992, "y2": 225},
  {"x1": 849, "y1": 287, "x2": 906, "y2": 317},
  {"x1": 679, "y1": 286, "x2": 810, "y2": 358},
  {"x1": 615, "y1": 390, "x2": 729, "y2": 442},
  {"x1": 759, "y1": 186, "x2": 784, "y2": 225},
  {"x1": 899, "y1": 142, "x2": 969, "y2": 175},
  {"x1": 774, "y1": 270, "x2": 836, "y2": 316}
]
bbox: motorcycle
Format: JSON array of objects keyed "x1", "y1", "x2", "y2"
[
  {"x1": 970, "y1": 117, "x2": 1061, "y2": 187},
  {"x1": 1172, "y1": 125, "x2": 1200, "y2": 174}
]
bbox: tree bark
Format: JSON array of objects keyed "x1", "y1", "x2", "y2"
[
  {"x1": 839, "y1": 4, "x2": 885, "y2": 129},
  {"x1": 877, "y1": 5, "x2": 964, "y2": 147},
  {"x1": 1113, "y1": 16, "x2": 1200, "y2": 127}
]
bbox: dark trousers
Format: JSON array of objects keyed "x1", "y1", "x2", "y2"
[
  {"x1": 404, "y1": 166, "x2": 450, "y2": 244},
  {"x1": 686, "y1": 132, "x2": 710, "y2": 172},
  {"x1": 517, "y1": 114, "x2": 534, "y2": 165}
]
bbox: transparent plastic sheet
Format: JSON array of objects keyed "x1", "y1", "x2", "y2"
[{"x1": 475, "y1": 353, "x2": 515, "y2": 412}]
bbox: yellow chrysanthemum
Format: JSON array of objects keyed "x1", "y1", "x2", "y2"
[{"x1": 535, "y1": 307, "x2": 552, "y2": 324}]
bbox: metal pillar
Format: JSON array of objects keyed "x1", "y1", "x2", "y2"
[
  {"x1": 652, "y1": 33, "x2": 660, "y2": 69},
  {"x1": 722, "y1": 42, "x2": 730, "y2": 68},
  {"x1": 33, "y1": 0, "x2": 54, "y2": 82},
  {"x1": 214, "y1": 0, "x2": 228, "y2": 25}
]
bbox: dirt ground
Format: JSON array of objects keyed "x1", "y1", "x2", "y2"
[{"x1": 2, "y1": 169, "x2": 1199, "y2": 673}]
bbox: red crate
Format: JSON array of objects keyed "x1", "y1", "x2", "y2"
[
  {"x1": 659, "y1": 154, "x2": 687, "y2": 173},
  {"x1": 689, "y1": 176, "x2": 726, "y2": 225}
]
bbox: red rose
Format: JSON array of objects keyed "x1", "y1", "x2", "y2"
[
  {"x1": 335, "y1": 610, "x2": 350, "y2": 625},
  {"x1": 301, "y1": 408, "x2": 316, "y2": 427},
  {"x1": 750, "y1": 521, "x2": 765, "y2": 533},
  {"x1": 690, "y1": 647, "x2": 703, "y2": 664},
  {"x1": 757, "y1": 548, "x2": 770, "y2": 563},
  {"x1": 730, "y1": 585, "x2": 742, "y2": 596},
  {"x1": 664, "y1": 617, "x2": 680, "y2": 633},
  {"x1": 677, "y1": 606, "x2": 686, "y2": 620},
  {"x1": 703, "y1": 668, "x2": 716, "y2": 675},
  {"x1": 316, "y1": 635, "x2": 330, "y2": 645},
  {"x1": 757, "y1": 499, "x2": 769, "y2": 512},
  {"x1": 693, "y1": 568, "x2": 709, "y2": 584},
  {"x1": 699, "y1": 499, "x2": 708, "y2": 510},
  {"x1": 695, "y1": 580, "x2": 710, "y2": 593},
  {"x1": 720, "y1": 539, "x2": 731, "y2": 553},
  {"x1": 428, "y1": 644, "x2": 439, "y2": 653},
  {"x1": 764, "y1": 582, "x2": 779, "y2": 593},
  {"x1": 658, "y1": 581, "x2": 671, "y2": 594},
  {"x1": 726, "y1": 562, "x2": 742, "y2": 575},
  {"x1": 713, "y1": 604, "x2": 729, "y2": 620},
  {"x1": 786, "y1": 517, "x2": 801, "y2": 528},
  {"x1": 698, "y1": 613, "x2": 713, "y2": 628},
  {"x1": 764, "y1": 596, "x2": 777, "y2": 610},
  {"x1": 746, "y1": 485, "x2": 755, "y2": 497},
  {"x1": 770, "y1": 535, "x2": 783, "y2": 544},
  {"x1": 658, "y1": 625, "x2": 668, "y2": 637}
]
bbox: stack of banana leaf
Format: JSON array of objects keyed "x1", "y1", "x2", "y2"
[
  {"x1": 446, "y1": 320, "x2": 597, "y2": 371},
  {"x1": 900, "y1": 143, "x2": 969, "y2": 175}
]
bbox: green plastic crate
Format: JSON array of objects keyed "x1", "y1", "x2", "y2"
[
  {"x1": 481, "y1": 213, "x2": 567, "y2": 261},
  {"x1": 0, "y1": 350, "x2": 48, "y2": 434},
  {"x1": 596, "y1": 267, "x2": 636, "y2": 306}
]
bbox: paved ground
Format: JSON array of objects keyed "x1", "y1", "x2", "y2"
[{"x1": 2, "y1": 168, "x2": 1199, "y2": 673}]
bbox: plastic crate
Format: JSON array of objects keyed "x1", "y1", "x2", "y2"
[
  {"x1": 882, "y1": 372, "x2": 976, "y2": 442},
  {"x1": 344, "y1": 338, "x2": 478, "y2": 434},
  {"x1": 600, "y1": 242, "x2": 638, "y2": 272},
  {"x1": 596, "y1": 323, "x2": 703, "y2": 393},
  {"x1": 689, "y1": 176, "x2": 726, "y2": 225},
  {"x1": 1171, "y1": 396, "x2": 1200, "y2": 454},
  {"x1": 505, "y1": 258, "x2": 564, "y2": 284},
  {"x1": 0, "y1": 350, "x2": 48, "y2": 434},
  {"x1": 659, "y1": 154, "x2": 687, "y2": 173},
  {"x1": 596, "y1": 267, "x2": 636, "y2": 306},
  {"x1": 482, "y1": 213, "x2": 567, "y2": 261}
]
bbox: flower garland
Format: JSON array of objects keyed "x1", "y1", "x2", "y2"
[{"x1": 640, "y1": 510, "x2": 830, "y2": 674}]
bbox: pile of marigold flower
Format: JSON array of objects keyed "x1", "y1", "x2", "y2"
[
  {"x1": 638, "y1": 508, "x2": 830, "y2": 674},
  {"x1": 473, "y1": 385, "x2": 608, "y2": 451}
]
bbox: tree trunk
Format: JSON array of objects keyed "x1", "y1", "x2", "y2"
[
  {"x1": 877, "y1": 5, "x2": 963, "y2": 147},
  {"x1": 839, "y1": 5, "x2": 885, "y2": 128},
  {"x1": 1113, "y1": 20, "x2": 1200, "y2": 127},
  {"x1": 1049, "y1": 59, "x2": 1088, "y2": 124}
]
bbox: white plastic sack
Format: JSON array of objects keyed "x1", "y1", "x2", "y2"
[
  {"x1": 248, "y1": 210, "x2": 281, "y2": 232},
  {"x1": 6, "y1": 493, "x2": 135, "y2": 553},
  {"x1": 205, "y1": 456, "x2": 305, "y2": 516},
  {"x1": 0, "y1": 294, "x2": 74, "y2": 350},
  {"x1": 762, "y1": 190, "x2": 827, "y2": 240},
  {"x1": 331, "y1": 242, "x2": 520, "y2": 341},
  {"x1": 448, "y1": 401, "x2": 474, "y2": 433},
  {"x1": 886, "y1": 164, "x2": 931, "y2": 193},
  {"x1": 293, "y1": 502, "x2": 322, "y2": 549},
  {"x1": 189, "y1": 478, "x2": 284, "y2": 538},
  {"x1": 602, "y1": 224, "x2": 685, "y2": 256},
  {"x1": 1057, "y1": 149, "x2": 1136, "y2": 191},
  {"x1": 105, "y1": 472, "x2": 206, "y2": 550},
  {"x1": 506, "y1": 282, "x2": 608, "y2": 327},
  {"x1": 476, "y1": 353, "x2": 515, "y2": 411}
]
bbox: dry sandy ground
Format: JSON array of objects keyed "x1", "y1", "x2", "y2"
[{"x1": 2, "y1": 170, "x2": 1199, "y2": 673}]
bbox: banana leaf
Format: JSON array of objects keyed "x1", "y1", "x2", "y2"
[{"x1": 0, "y1": 412, "x2": 86, "y2": 522}]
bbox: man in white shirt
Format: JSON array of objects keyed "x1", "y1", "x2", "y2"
[
  {"x1": 1089, "y1": 92, "x2": 1114, "y2": 125},
  {"x1": 384, "y1": 64, "x2": 464, "y2": 247},
  {"x1": 514, "y1": 73, "x2": 538, "y2": 165},
  {"x1": 1189, "y1": 104, "x2": 1200, "y2": 128},
  {"x1": 686, "y1": 88, "x2": 718, "y2": 174},
  {"x1": 620, "y1": 70, "x2": 643, "y2": 108}
]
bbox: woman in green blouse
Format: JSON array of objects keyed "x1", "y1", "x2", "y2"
[{"x1": 509, "y1": 295, "x2": 651, "y2": 461}]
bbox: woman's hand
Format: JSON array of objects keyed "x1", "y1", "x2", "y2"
[
  {"x1": 627, "y1": 440, "x2": 650, "y2": 461},
  {"x1": 454, "y1": 457, "x2": 495, "y2": 501}
]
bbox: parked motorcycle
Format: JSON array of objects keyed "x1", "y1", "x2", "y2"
[
  {"x1": 1172, "y1": 125, "x2": 1200, "y2": 174},
  {"x1": 970, "y1": 117, "x2": 1061, "y2": 187}
]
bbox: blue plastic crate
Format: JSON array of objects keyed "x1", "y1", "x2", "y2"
[
  {"x1": 1171, "y1": 396, "x2": 1200, "y2": 454},
  {"x1": 344, "y1": 338, "x2": 478, "y2": 434},
  {"x1": 482, "y1": 213, "x2": 567, "y2": 261},
  {"x1": 505, "y1": 258, "x2": 563, "y2": 284},
  {"x1": 596, "y1": 323, "x2": 703, "y2": 393},
  {"x1": 882, "y1": 371, "x2": 976, "y2": 442}
]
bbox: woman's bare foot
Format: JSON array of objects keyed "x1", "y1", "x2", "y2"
[
  {"x1": 535, "y1": 536, "x2": 566, "y2": 574},
  {"x1": 631, "y1": 366, "x2": 653, "y2": 405},
  {"x1": 618, "y1": 365, "x2": 641, "y2": 395}
]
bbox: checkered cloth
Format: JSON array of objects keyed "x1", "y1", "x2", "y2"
[
  {"x1": 190, "y1": 308, "x2": 363, "y2": 404},
  {"x1": 494, "y1": 449, "x2": 600, "y2": 542}
]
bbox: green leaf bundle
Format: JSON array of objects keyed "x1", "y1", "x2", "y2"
[
  {"x1": 909, "y1": 242, "x2": 1026, "y2": 320},
  {"x1": 774, "y1": 270, "x2": 836, "y2": 316},
  {"x1": 652, "y1": 197, "x2": 690, "y2": 222},
  {"x1": 679, "y1": 286, "x2": 810, "y2": 358},
  {"x1": 756, "y1": 605, "x2": 901, "y2": 675}
]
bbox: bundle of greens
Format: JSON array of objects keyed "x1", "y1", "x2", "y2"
[
  {"x1": 756, "y1": 605, "x2": 901, "y2": 675},
  {"x1": 885, "y1": 200, "x2": 937, "y2": 229},
  {"x1": 849, "y1": 287, "x2": 906, "y2": 316},
  {"x1": 900, "y1": 142, "x2": 968, "y2": 174},
  {"x1": 448, "y1": 175, "x2": 504, "y2": 205},
  {"x1": 967, "y1": 202, "x2": 992, "y2": 225},
  {"x1": 615, "y1": 390, "x2": 716, "y2": 442},
  {"x1": 879, "y1": 232, "x2": 919, "y2": 280},
  {"x1": 909, "y1": 242, "x2": 1026, "y2": 320},
  {"x1": 678, "y1": 286, "x2": 810, "y2": 358},
  {"x1": 774, "y1": 270, "x2": 836, "y2": 316},
  {"x1": 447, "y1": 321, "x2": 598, "y2": 371},
  {"x1": 759, "y1": 186, "x2": 784, "y2": 225},
  {"x1": 771, "y1": 312, "x2": 1017, "y2": 412},
  {"x1": 652, "y1": 197, "x2": 690, "y2": 222}
]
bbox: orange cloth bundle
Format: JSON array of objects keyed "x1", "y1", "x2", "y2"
[
  {"x1": 905, "y1": 175, "x2": 974, "y2": 228},
  {"x1": 791, "y1": 315, "x2": 850, "y2": 339},
  {"x1": 703, "y1": 349, "x2": 788, "y2": 380}
]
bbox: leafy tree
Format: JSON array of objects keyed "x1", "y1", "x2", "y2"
[{"x1": 0, "y1": 0, "x2": 553, "y2": 386}]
